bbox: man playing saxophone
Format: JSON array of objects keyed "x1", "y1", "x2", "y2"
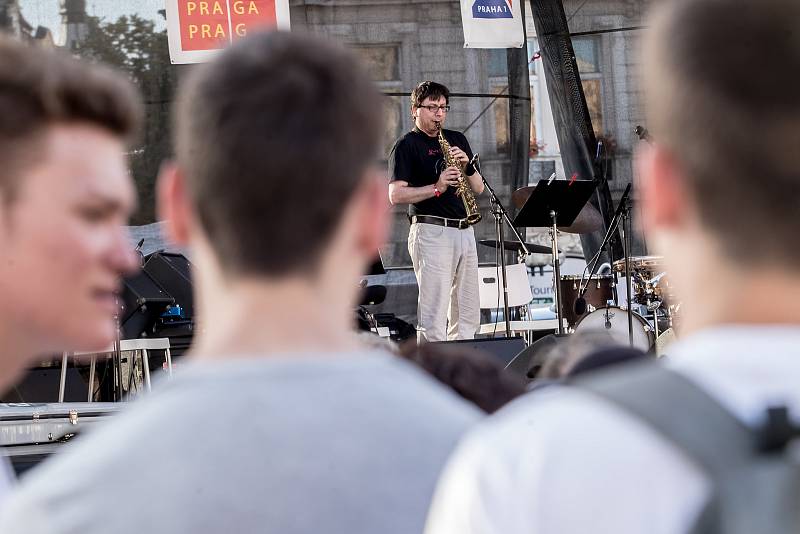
[{"x1": 389, "y1": 81, "x2": 484, "y2": 341}]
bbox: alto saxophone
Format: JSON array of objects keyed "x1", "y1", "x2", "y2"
[{"x1": 437, "y1": 124, "x2": 482, "y2": 225}]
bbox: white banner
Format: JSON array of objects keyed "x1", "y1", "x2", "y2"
[
  {"x1": 165, "y1": 0, "x2": 291, "y2": 64},
  {"x1": 460, "y1": 0, "x2": 524, "y2": 49}
]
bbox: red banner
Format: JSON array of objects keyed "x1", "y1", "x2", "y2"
[{"x1": 167, "y1": 0, "x2": 289, "y2": 63}]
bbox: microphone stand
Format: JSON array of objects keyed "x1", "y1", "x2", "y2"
[
  {"x1": 474, "y1": 155, "x2": 528, "y2": 337},
  {"x1": 575, "y1": 184, "x2": 633, "y2": 343},
  {"x1": 621, "y1": 194, "x2": 635, "y2": 347}
]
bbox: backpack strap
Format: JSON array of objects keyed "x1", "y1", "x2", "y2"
[
  {"x1": 570, "y1": 362, "x2": 754, "y2": 477},
  {"x1": 572, "y1": 362, "x2": 800, "y2": 534}
]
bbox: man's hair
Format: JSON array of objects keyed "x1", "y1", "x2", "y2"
[
  {"x1": 175, "y1": 31, "x2": 384, "y2": 277},
  {"x1": 645, "y1": 0, "x2": 800, "y2": 268},
  {"x1": 0, "y1": 35, "x2": 141, "y2": 202},
  {"x1": 410, "y1": 81, "x2": 450, "y2": 108},
  {"x1": 398, "y1": 341, "x2": 526, "y2": 414}
]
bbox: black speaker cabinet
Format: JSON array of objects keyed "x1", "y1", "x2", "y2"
[
  {"x1": 2, "y1": 366, "x2": 87, "y2": 403},
  {"x1": 431, "y1": 337, "x2": 527, "y2": 367},
  {"x1": 120, "y1": 269, "x2": 174, "y2": 339},
  {"x1": 143, "y1": 252, "x2": 194, "y2": 318}
]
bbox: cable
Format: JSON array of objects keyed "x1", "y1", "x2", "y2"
[{"x1": 464, "y1": 50, "x2": 542, "y2": 135}]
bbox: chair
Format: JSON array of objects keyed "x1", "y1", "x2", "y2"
[{"x1": 477, "y1": 263, "x2": 559, "y2": 339}]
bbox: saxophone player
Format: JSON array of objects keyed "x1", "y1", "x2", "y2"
[{"x1": 389, "y1": 81, "x2": 484, "y2": 342}]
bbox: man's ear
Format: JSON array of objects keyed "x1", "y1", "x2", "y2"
[
  {"x1": 637, "y1": 143, "x2": 689, "y2": 238},
  {"x1": 157, "y1": 161, "x2": 192, "y2": 246}
]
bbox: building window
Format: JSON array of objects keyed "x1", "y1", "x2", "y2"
[
  {"x1": 351, "y1": 44, "x2": 403, "y2": 157},
  {"x1": 572, "y1": 36, "x2": 603, "y2": 136},
  {"x1": 573, "y1": 36, "x2": 600, "y2": 74}
]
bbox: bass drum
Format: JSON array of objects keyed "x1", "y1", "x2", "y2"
[{"x1": 573, "y1": 306, "x2": 654, "y2": 352}]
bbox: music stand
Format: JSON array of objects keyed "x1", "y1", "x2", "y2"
[{"x1": 513, "y1": 179, "x2": 597, "y2": 334}]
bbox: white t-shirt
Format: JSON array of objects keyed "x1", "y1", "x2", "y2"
[
  {"x1": 0, "y1": 351, "x2": 481, "y2": 534},
  {"x1": 425, "y1": 325, "x2": 800, "y2": 534}
]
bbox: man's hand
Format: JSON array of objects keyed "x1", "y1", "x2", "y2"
[
  {"x1": 448, "y1": 146, "x2": 470, "y2": 166},
  {"x1": 436, "y1": 166, "x2": 461, "y2": 193}
]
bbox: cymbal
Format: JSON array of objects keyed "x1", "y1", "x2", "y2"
[
  {"x1": 479, "y1": 239, "x2": 553, "y2": 255},
  {"x1": 511, "y1": 185, "x2": 537, "y2": 210},
  {"x1": 511, "y1": 185, "x2": 604, "y2": 234}
]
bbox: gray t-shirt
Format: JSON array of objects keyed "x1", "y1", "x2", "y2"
[{"x1": 0, "y1": 351, "x2": 482, "y2": 534}]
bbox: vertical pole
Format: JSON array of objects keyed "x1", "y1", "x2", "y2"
[
  {"x1": 623, "y1": 204, "x2": 634, "y2": 346},
  {"x1": 58, "y1": 352, "x2": 68, "y2": 402},
  {"x1": 551, "y1": 210, "x2": 564, "y2": 334}
]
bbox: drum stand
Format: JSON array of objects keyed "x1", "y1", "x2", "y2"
[
  {"x1": 619, "y1": 194, "x2": 635, "y2": 347},
  {"x1": 512, "y1": 179, "x2": 596, "y2": 336},
  {"x1": 574, "y1": 184, "x2": 636, "y2": 347},
  {"x1": 548, "y1": 210, "x2": 565, "y2": 334}
]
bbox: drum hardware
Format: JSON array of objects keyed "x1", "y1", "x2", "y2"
[
  {"x1": 574, "y1": 306, "x2": 654, "y2": 352},
  {"x1": 512, "y1": 179, "x2": 597, "y2": 336},
  {"x1": 571, "y1": 184, "x2": 636, "y2": 346},
  {"x1": 559, "y1": 274, "x2": 614, "y2": 329}
]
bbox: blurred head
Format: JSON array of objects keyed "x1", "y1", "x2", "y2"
[
  {"x1": 411, "y1": 81, "x2": 450, "y2": 134},
  {"x1": 399, "y1": 341, "x2": 526, "y2": 413},
  {"x1": 637, "y1": 0, "x2": 800, "y2": 328},
  {"x1": 0, "y1": 36, "x2": 141, "y2": 380},
  {"x1": 537, "y1": 330, "x2": 647, "y2": 381},
  {"x1": 163, "y1": 31, "x2": 387, "y2": 295}
]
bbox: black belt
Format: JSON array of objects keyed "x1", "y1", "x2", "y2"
[{"x1": 411, "y1": 215, "x2": 470, "y2": 229}]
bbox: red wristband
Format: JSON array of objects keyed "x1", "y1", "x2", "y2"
[{"x1": 433, "y1": 185, "x2": 441, "y2": 197}]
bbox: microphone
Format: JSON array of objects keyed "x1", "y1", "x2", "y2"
[
  {"x1": 595, "y1": 140, "x2": 604, "y2": 163},
  {"x1": 469, "y1": 153, "x2": 480, "y2": 174},
  {"x1": 611, "y1": 183, "x2": 633, "y2": 225},
  {"x1": 634, "y1": 125, "x2": 653, "y2": 144}
]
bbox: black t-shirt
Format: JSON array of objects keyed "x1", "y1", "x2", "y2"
[{"x1": 388, "y1": 128, "x2": 475, "y2": 219}]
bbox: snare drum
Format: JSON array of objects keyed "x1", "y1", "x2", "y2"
[
  {"x1": 559, "y1": 274, "x2": 614, "y2": 328},
  {"x1": 574, "y1": 306, "x2": 654, "y2": 351}
]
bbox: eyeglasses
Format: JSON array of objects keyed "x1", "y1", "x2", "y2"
[{"x1": 420, "y1": 104, "x2": 450, "y2": 113}]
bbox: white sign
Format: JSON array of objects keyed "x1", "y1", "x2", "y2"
[{"x1": 460, "y1": 0, "x2": 524, "y2": 48}]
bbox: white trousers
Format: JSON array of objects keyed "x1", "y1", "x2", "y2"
[{"x1": 408, "y1": 223, "x2": 480, "y2": 342}]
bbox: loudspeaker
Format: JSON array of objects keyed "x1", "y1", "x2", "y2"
[
  {"x1": 505, "y1": 333, "x2": 571, "y2": 379},
  {"x1": 143, "y1": 252, "x2": 194, "y2": 318},
  {"x1": 120, "y1": 270, "x2": 174, "y2": 339},
  {"x1": 2, "y1": 366, "x2": 87, "y2": 403},
  {"x1": 431, "y1": 337, "x2": 527, "y2": 367}
]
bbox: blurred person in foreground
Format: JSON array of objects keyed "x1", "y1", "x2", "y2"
[
  {"x1": 0, "y1": 31, "x2": 481, "y2": 534},
  {"x1": 424, "y1": 1, "x2": 800, "y2": 532},
  {"x1": 0, "y1": 36, "x2": 141, "y2": 504}
]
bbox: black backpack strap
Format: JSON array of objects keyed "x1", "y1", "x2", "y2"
[{"x1": 570, "y1": 362, "x2": 755, "y2": 477}]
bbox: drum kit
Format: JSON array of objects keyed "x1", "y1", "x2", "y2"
[{"x1": 478, "y1": 180, "x2": 680, "y2": 353}]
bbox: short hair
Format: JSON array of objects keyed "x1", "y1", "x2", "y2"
[
  {"x1": 644, "y1": 0, "x2": 800, "y2": 268},
  {"x1": 0, "y1": 35, "x2": 141, "y2": 202},
  {"x1": 410, "y1": 81, "x2": 450, "y2": 108},
  {"x1": 398, "y1": 341, "x2": 526, "y2": 413},
  {"x1": 175, "y1": 31, "x2": 384, "y2": 277}
]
